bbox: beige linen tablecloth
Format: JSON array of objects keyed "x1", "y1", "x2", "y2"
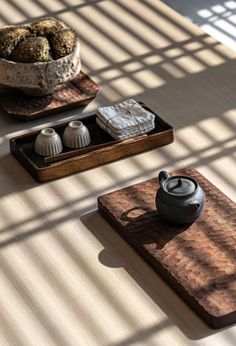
[{"x1": 0, "y1": 1, "x2": 235, "y2": 345}]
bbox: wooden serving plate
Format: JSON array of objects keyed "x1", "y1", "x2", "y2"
[
  {"x1": 0, "y1": 71, "x2": 100, "y2": 121},
  {"x1": 10, "y1": 102, "x2": 174, "y2": 182},
  {"x1": 98, "y1": 167, "x2": 236, "y2": 329}
]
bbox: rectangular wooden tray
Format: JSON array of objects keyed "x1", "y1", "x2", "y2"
[
  {"x1": 98, "y1": 167, "x2": 236, "y2": 329},
  {"x1": 10, "y1": 102, "x2": 174, "y2": 182},
  {"x1": 0, "y1": 71, "x2": 100, "y2": 121}
]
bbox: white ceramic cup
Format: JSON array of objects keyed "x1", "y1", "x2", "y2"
[
  {"x1": 63, "y1": 120, "x2": 91, "y2": 149},
  {"x1": 34, "y1": 128, "x2": 63, "y2": 156}
]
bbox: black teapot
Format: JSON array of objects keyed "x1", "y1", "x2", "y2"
[{"x1": 156, "y1": 171, "x2": 205, "y2": 224}]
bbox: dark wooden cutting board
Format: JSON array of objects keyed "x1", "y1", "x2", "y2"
[{"x1": 98, "y1": 167, "x2": 236, "y2": 329}]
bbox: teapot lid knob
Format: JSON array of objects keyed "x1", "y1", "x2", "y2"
[
  {"x1": 158, "y1": 171, "x2": 170, "y2": 188},
  {"x1": 166, "y1": 176, "x2": 196, "y2": 196}
]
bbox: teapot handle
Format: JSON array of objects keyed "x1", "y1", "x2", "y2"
[{"x1": 158, "y1": 171, "x2": 170, "y2": 188}]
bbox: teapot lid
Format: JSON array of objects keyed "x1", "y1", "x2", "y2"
[{"x1": 164, "y1": 176, "x2": 197, "y2": 196}]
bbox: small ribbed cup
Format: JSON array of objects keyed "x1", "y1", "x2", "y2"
[
  {"x1": 35, "y1": 128, "x2": 63, "y2": 156},
  {"x1": 63, "y1": 121, "x2": 91, "y2": 149}
]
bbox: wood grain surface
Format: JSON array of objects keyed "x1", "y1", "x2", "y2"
[
  {"x1": 10, "y1": 103, "x2": 173, "y2": 182},
  {"x1": 98, "y1": 167, "x2": 236, "y2": 329},
  {"x1": 0, "y1": 72, "x2": 100, "y2": 121},
  {"x1": 0, "y1": 1, "x2": 236, "y2": 345}
]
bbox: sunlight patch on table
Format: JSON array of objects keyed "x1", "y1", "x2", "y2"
[
  {"x1": 194, "y1": 49, "x2": 225, "y2": 66},
  {"x1": 174, "y1": 56, "x2": 205, "y2": 73},
  {"x1": 133, "y1": 70, "x2": 166, "y2": 89},
  {"x1": 143, "y1": 55, "x2": 164, "y2": 65},
  {"x1": 161, "y1": 63, "x2": 186, "y2": 78},
  {"x1": 164, "y1": 48, "x2": 184, "y2": 58}
]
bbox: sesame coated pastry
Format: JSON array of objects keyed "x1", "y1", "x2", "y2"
[
  {"x1": 11, "y1": 36, "x2": 52, "y2": 63},
  {"x1": 0, "y1": 25, "x2": 31, "y2": 59},
  {"x1": 0, "y1": 17, "x2": 77, "y2": 62}
]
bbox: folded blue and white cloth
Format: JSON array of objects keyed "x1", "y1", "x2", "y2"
[{"x1": 96, "y1": 99, "x2": 155, "y2": 140}]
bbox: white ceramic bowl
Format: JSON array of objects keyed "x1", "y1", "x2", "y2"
[
  {"x1": 63, "y1": 120, "x2": 91, "y2": 149},
  {"x1": 35, "y1": 128, "x2": 63, "y2": 156},
  {"x1": 0, "y1": 40, "x2": 81, "y2": 96}
]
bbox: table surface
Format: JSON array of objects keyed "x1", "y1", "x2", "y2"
[{"x1": 0, "y1": 1, "x2": 235, "y2": 345}]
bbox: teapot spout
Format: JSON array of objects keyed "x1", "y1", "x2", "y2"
[
  {"x1": 158, "y1": 171, "x2": 170, "y2": 188},
  {"x1": 188, "y1": 200, "x2": 201, "y2": 212}
]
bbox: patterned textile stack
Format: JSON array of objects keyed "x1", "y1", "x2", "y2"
[{"x1": 96, "y1": 99, "x2": 155, "y2": 140}]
